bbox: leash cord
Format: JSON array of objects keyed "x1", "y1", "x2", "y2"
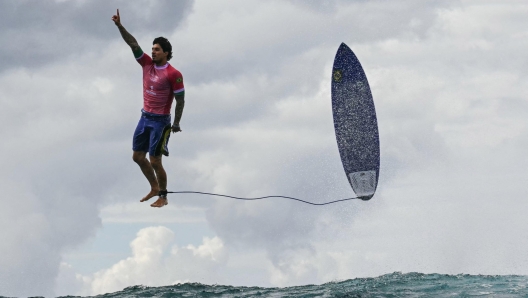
[{"x1": 166, "y1": 191, "x2": 361, "y2": 206}]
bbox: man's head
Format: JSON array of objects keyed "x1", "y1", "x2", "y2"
[{"x1": 152, "y1": 37, "x2": 172, "y2": 64}]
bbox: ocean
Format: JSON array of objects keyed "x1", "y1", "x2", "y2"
[{"x1": 49, "y1": 272, "x2": 528, "y2": 298}]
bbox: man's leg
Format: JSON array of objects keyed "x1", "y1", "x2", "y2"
[
  {"x1": 149, "y1": 155, "x2": 168, "y2": 207},
  {"x1": 132, "y1": 151, "x2": 160, "y2": 202}
]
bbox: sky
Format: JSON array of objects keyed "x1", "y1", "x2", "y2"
[{"x1": 1, "y1": 0, "x2": 528, "y2": 296}]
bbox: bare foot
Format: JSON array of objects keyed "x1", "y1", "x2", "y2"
[
  {"x1": 140, "y1": 188, "x2": 160, "y2": 202},
  {"x1": 151, "y1": 197, "x2": 168, "y2": 208}
]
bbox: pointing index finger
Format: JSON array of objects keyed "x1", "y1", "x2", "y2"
[{"x1": 117, "y1": 9, "x2": 120, "y2": 17}]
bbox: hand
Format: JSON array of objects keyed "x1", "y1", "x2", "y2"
[
  {"x1": 111, "y1": 9, "x2": 121, "y2": 26},
  {"x1": 172, "y1": 124, "x2": 182, "y2": 133}
]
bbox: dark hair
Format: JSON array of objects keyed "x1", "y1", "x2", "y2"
[{"x1": 153, "y1": 37, "x2": 173, "y2": 61}]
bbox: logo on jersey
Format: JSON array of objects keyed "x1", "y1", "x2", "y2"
[
  {"x1": 176, "y1": 77, "x2": 182, "y2": 83},
  {"x1": 146, "y1": 85, "x2": 157, "y2": 96}
]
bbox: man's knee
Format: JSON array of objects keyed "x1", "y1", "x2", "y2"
[
  {"x1": 150, "y1": 155, "x2": 163, "y2": 170},
  {"x1": 132, "y1": 151, "x2": 147, "y2": 164}
]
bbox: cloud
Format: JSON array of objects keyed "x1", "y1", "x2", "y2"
[
  {"x1": 0, "y1": 0, "x2": 193, "y2": 72},
  {"x1": 0, "y1": 1, "x2": 194, "y2": 296},
  {"x1": 176, "y1": 0, "x2": 528, "y2": 287},
  {"x1": 100, "y1": 202, "x2": 206, "y2": 224},
  {"x1": 74, "y1": 226, "x2": 228, "y2": 295},
  {"x1": 0, "y1": 177, "x2": 101, "y2": 297},
  {"x1": 174, "y1": 0, "x2": 450, "y2": 84}
]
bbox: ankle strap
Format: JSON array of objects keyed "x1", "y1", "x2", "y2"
[{"x1": 159, "y1": 190, "x2": 168, "y2": 198}]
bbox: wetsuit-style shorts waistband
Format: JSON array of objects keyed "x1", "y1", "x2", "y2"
[{"x1": 141, "y1": 109, "x2": 171, "y2": 121}]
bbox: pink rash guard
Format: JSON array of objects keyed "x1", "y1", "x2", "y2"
[{"x1": 136, "y1": 53, "x2": 184, "y2": 115}]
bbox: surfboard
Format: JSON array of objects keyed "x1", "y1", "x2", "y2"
[{"x1": 331, "y1": 43, "x2": 380, "y2": 200}]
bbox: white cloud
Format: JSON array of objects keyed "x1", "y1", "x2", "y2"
[
  {"x1": 75, "y1": 226, "x2": 228, "y2": 296},
  {"x1": 100, "y1": 202, "x2": 206, "y2": 224}
]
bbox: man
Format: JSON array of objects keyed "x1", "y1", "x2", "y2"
[{"x1": 112, "y1": 9, "x2": 185, "y2": 208}]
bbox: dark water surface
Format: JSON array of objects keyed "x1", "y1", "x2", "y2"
[{"x1": 16, "y1": 272, "x2": 528, "y2": 298}]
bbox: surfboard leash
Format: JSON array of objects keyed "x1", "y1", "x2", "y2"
[{"x1": 165, "y1": 191, "x2": 361, "y2": 206}]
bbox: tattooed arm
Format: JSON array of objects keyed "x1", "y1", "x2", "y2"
[
  {"x1": 111, "y1": 9, "x2": 142, "y2": 55},
  {"x1": 172, "y1": 92, "x2": 185, "y2": 133}
]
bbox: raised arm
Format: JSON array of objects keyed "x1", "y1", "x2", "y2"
[
  {"x1": 172, "y1": 92, "x2": 185, "y2": 133},
  {"x1": 111, "y1": 9, "x2": 142, "y2": 56}
]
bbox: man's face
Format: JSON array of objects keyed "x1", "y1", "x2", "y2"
[{"x1": 152, "y1": 44, "x2": 167, "y2": 63}]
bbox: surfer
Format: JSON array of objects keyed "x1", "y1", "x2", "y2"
[{"x1": 112, "y1": 9, "x2": 185, "y2": 208}]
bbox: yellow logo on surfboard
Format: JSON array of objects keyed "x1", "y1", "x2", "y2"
[{"x1": 333, "y1": 70, "x2": 342, "y2": 82}]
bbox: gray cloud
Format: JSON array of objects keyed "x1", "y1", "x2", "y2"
[
  {"x1": 0, "y1": 0, "x2": 193, "y2": 72},
  {"x1": 176, "y1": 0, "x2": 455, "y2": 84},
  {"x1": 170, "y1": 0, "x2": 456, "y2": 275},
  {"x1": 0, "y1": 1, "x2": 194, "y2": 296}
]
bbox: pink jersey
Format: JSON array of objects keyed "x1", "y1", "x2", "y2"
[{"x1": 136, "y1": 53, "x2": 185, "y2": 115}]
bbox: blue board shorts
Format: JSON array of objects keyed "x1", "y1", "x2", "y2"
[{"x1": 133, "y1": 109, "x2": 172, "y2": 156}]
